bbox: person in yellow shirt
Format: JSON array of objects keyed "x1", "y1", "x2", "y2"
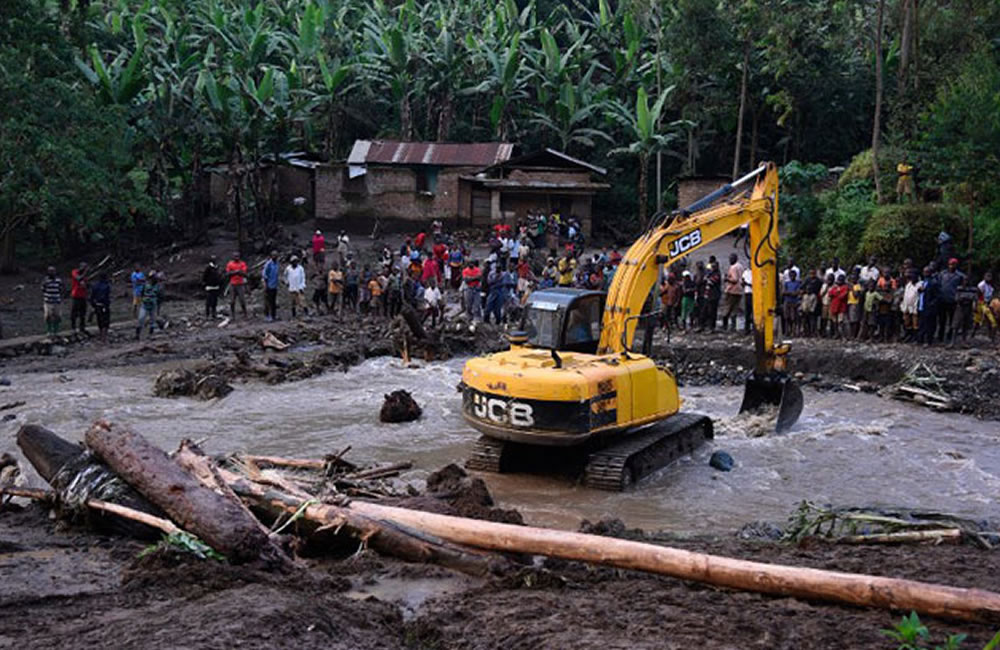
[
  {"x1": 557, "y1": 252, "x2": 576, "y2": 287},
  {"x1": 847, "y1": 272, "x2": 864, "y2": 338},
  {"x1": 327, "y1": 263, "x2": 344, "y2": 318},
  {"x1": 896, "y1": 157, "x2": 916, "y2": 203},
  {"x1": 367, "y1": 276, "x2": 383, "y2": 316}
]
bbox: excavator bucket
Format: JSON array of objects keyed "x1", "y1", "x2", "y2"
[{"x1": 739, "y1": 373, "x2": 804, "y2": 433}]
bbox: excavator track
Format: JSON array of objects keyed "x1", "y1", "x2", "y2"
[
  {"x1": 583, "y1": 413, "x2": 714, "y2": 491},
  {"x1": 465, "y1": 435, "x2": 507, "y2": 473}
]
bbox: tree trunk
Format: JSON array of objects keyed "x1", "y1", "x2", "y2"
[
  {"x1": 637, "y1": 151, "x2": 649, "y2": 231},
  {"x1": 872, "y1": 0, "x2": 886, "y2": 204},
  {"x1": 749, "y1": 104, "x2": 760, "y2": 169},
  {"x1": 897, "y1": 0, "x2": 914, "y2": 95},
  {"x1": 84, "y1": 420, "x2": 276, "y2": 563},
  {"x1": 400, "y1": 93, "x2": 413, "y2": 141},
  {"x1": 733, "y1": 39, "x2": 750, "y2": 179},
  {"x1": 0, "y1": 221, "x2": 14, "y2": 274},
  {"x1": 436, "y1": 92, "x2": 453, "y2": 142}
]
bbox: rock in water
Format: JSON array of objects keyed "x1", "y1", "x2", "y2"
[
  {"x1": 709, "y1": 450, "x2": 735, "y2": 472},
  {"x1": 379, "y1": 390, "x2": 422, "y2": 423}
]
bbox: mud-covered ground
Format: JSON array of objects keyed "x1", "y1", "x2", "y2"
[{"x1": 2, "y1": 501, "x2": 999, "y2": 650}]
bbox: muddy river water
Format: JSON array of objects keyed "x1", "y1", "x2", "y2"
[{"x1": 3, "y1": 357, "x2": 999, "y2": 533}]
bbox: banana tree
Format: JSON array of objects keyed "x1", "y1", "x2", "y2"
[
  {"x1": 529, "y1": 73, "x2": 610, "y2": 153},
  {"x1": 605, "y1": 85, "x2": 683, "y2": 230}
]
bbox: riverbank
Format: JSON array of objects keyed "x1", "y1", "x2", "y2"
[{"x1": 2, "y1": 498, "x2": 998, "y2": 649}]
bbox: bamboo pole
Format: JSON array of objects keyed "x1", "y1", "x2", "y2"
[{"x1": 1, "y1": 485, "x2": 181, "y2": 535}]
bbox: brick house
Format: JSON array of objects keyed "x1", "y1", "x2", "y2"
[
  {"x1": 313, "y1": 140, "x2": 514, "y2": 230},
  {"x1": 457, "y1": 148, "x2": 609, "y2": 237}
]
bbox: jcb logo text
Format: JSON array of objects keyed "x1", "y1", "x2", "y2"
[{"x1": 668, "y1": 229, "x2": 702, "y2": 258}]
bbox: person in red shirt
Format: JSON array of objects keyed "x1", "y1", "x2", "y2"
[
  {"x1": 516, "y1": 258, "x2": 534, "y2": 296},
  {"x1": 420, "y1": 254, "x2": 440, "y2": 285},
  {"x1": 311, "y1": 230, "x2": 325, "y2": 268},
  {"x1": 827, "y1": 274, "x2": 850, "y2": 339},
  {"x1": 69, "y1": 262, "x2": 89, "y2": 334},
  {"x1": 414, "y1": 231, "x2": 427, "y2": 251},
  {"x1": 225, "y1": 252, "x2": 249, "y2": 318},
  {"x1": 609, "y1": 249, "x2": 623, "y2": 266},
  {"x1": 462, "y1": 261, "x2": 483, "y2": 319}
]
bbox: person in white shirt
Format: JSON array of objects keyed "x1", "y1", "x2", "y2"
[
  {"x1": 285, "y1": 256, "x2": 307, "y2": 317},
  {"x1": 901, "y1": 269, "x2": 921, "y2": 341},
  {"x1": 741, "y1": 267, "x2": 753, "y2": 333},
  {"x1": 859, "y1": 256, "x2": 880, "y2": 283},
  {"x1": 781, "y1": 258, "x2": 800, "y2": 284},
  {"x1": 825, "y1": 257, "x2": 844, "y2": 282},
  {"x1": 422, "y1": 278, "x2": 442, "y2": 327}
]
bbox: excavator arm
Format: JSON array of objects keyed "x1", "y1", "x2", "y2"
[{"x1": 598, "y1": 162, "x2": 802, "y2": 431}]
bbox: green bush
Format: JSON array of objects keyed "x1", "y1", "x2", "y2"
[
  {"x1": 838, "y1": 146, "x2": 902, "y2": 194},
  {"x1": 811, "y1": 182, "x2": 877, "y2": 265},
  {"x1": 971, "y1": 201, "x2": 1000, "y2": 271},
  {"x1": 859, "y1": 203, "x2": 963, "y2": 267}
]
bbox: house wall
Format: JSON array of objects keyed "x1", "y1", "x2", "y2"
[
  {"x1": 314, "y1": 164, "x2": 470, "y2": 226},
  {"x1": 677, "y1": 177, "x2": 730, "y2": 211}
]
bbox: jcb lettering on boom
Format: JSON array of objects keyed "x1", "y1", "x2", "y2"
[{"x1": 668, "y1": 229, "x2": 702, "y2": 258}]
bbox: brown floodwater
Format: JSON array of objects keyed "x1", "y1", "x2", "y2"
[{"x1": 2, "y1": 357, "x2": 998, "y2": 533}]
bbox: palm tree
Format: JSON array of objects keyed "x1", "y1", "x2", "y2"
[{"x1": 605, "y1": 85, "x2": 683, "y2": 229}]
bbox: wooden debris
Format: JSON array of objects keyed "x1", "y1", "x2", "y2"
[
  {"x1": 837, "y1": 529, "x2": 963, "y2": 545},
  {"x1": 261, "y1": 332, "x2": 290, "y2": 351},
  {"x1": 341, "y1": 461, "x2": 413, "y2": 482}
]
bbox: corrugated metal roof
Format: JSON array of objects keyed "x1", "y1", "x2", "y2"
[{"x1": 348, "y1": 140, "x2": 514, "y2": 167}]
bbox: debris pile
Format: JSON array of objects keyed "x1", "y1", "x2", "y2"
[
  {"x1": 882, "y1": 362, "x2": 955, "y2": 411},
  {"x1": 153, "y1": 368, "x2": 234, "y2": 400}
]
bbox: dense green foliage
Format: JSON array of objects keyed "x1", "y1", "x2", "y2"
[{"x1": 1, "y1": 0, "x2": 999, "y2": 272}]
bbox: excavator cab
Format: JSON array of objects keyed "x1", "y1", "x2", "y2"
[{"x1": 519, "y1": 289, "x2": 605, "y2": 354}]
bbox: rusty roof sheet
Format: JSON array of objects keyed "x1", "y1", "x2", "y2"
[{"x1": 348, "y1": 140, "x2": 514, "y2": 167}]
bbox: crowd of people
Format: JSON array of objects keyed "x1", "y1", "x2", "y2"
[
  {"x1": 38, "y1": 219, "x2": 998, "y2": 350},
  {"x1": 657, "y1": 232, "x2": 999, "y2": 346}
]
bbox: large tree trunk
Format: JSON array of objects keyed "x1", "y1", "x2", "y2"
[
  {"x1": 436, "y1": 92, "x2": 453, "y2": 142},
  {"x1": 872, "y1": 0, "x2": 886, "y2": 204},
  {"x1": 637, "y1": 151, "x2": 649, "y2": 230},
  {"x1": 732, "y1": 39, "x2": 750, "y2": 179},
  {"x1": 897, "y1": 0, "x2": 915, "y2": 95},
  {"x1": 749, "y1": 103, "x2": 760, "y2": 169},
  {"x1": 84, "y1": 420, "x2": 276, "y2": 563}
]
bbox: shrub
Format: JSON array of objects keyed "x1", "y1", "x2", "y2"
[
  {"x1": 838, "y1": 146, "x2": 902, "y2": 193},
  {"x1": 811, "y1": 182, "x2": 877, "y2": 265},
  {"x1": 859, "y1": 203, "x2": 963, "y2": 267}
]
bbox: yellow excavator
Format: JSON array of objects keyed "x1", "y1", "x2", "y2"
[{"x1": 460, "y1": 162, "x2": 803, "y2": 490}]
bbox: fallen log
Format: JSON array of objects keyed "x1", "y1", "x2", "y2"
[
  {"x1": 17, "y1": 424, "x2": 167, "y2": 539},
  {"x1": 836, "y1": 529, "x2": 963, "y2": 545},
  {"x1": 337, "y1": 502, "x2": 1000, "y2": 624},
  {"x1": 341, "y1": 461, "x2": 413, "y2": 482},
  {"x1": 85, "y1": 420, "x2": 277, "y2": 563},
  {"x1": 173, "y1": 446, "x2": 507, "y2": 578},
  {"x1": 237, "y1": 453, "x2": 357, "y2": 473}
]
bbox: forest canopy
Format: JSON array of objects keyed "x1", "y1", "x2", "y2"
[{"x1": 1, "y1": 0, "x2": 999, "y2": 270}]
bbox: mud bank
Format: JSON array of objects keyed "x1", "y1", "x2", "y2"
[
  {"x1": 3, "y1": 501, "x2": 999, "y2": 649},
  {"x1": 655, "y1": 330, "x2": 1000, "y2": 420}
]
